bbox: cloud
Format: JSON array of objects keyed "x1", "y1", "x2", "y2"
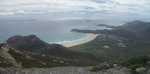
[{"x1": 0, "y1": 0, "x2": 150, "y2": 20}]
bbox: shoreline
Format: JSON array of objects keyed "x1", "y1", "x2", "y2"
[{"x1": 60, "y1": 33, "x2": 98, "y2": 48}]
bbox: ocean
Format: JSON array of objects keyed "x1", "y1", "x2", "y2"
[{"x1": 0, "y1": 15, "x2": 109, "y2": 44}]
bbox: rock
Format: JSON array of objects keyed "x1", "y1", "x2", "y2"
[
  {"x1": 113, "y1": 64, "x2": 118, "y2": 67},
  {"x1": 136, "y1": 67, "x2": 146, "y2": 73},
  {"x1": 0, "y1": 67, "x2": 132, "y2": 74},
  {"x1": 90, "y1": 62, "x2": 113, "y2": 71},
  {"x1": 52, "y1": 59, "x2": 58, "y2": 63},
  {"x1": 42, "y1": 54, "x2": 46, "y2": 57},
  {"x1": 103, "y1": 45, "x2": 110, "y2": 49},
  {"x1": 118, "y1": 43, "x2": 126, "y2": 47},
  {"x1": 59, "y1": 61, "x2": 65, "y2": 64},
  {"x1": 0, "y1": 43, "x2": 7, "y2": 47}
]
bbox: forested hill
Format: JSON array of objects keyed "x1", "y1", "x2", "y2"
[{"x1": 71, "y1": 20, "x2": 150, "y2": 59}]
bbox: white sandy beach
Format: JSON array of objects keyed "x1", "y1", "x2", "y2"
[{"x1": 60, "y1": 33, "x2": 98, "y2": 47}]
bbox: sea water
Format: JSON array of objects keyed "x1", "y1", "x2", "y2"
[{"x1": 0, "y1": 15, "x2": 106, "y2": 43}]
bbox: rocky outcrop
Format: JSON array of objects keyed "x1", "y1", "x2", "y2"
[
  {"x1": 0, "y1": 47, "x2": 21, "y2": 68},
  {"x1": 0, "y1": 67, "x2": 131, "y2": 74}
]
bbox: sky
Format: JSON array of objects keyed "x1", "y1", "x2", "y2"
[{"x1": 0, "y1": 0, "x2": 150, "y2": 20}]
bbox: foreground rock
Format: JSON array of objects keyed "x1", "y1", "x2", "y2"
[{"x1": 0, "y1": 67, "x2": 131, "y2": 74}]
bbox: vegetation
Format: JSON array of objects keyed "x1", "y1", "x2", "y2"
[
  {"x1": 71, "y1": 20, "x2": 150, "y2": 61},
  {"x1": 8, "y1": 48, "x2": 98, "y2": 68},
  {"x1": 4, "y1": 35, "x2": 99, "y2": 68},
  {"x1": 0, "y1": 56, "x2": 13, "y2": 68},
  {"x1": 1, "y1": 20, "x2": 150, "y2": 74},
  {"x1": 119, "y1": 56, "x2": 149, "y2": 74},
  {"x1": 70, "y1": 20, "x2": 150, "y2": 74}
]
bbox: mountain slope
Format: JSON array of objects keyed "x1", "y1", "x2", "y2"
[
  {"x1": 71, "y1": 20, "x2": 150, "y2": 61},
  {"x1": 0, "y1": 35, "x2": 99, "y2": 68}
]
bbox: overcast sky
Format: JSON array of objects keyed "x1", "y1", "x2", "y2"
[{"x1": 0, "y1": 0, "x2": 150, "y2": 20}]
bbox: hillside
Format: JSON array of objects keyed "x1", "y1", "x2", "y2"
[
  {"x1": 1, "y1": 20, "x2": 150, "y2": 74},
  {"x1": 0, "y1": 35, "x2": 99, "y2": 68},
  {"x1": 71, "y1": 20, "x2": 150, "y2": 60},
  {"x1": 70, "y1": 20, "x2": 150, "y2": 73}
]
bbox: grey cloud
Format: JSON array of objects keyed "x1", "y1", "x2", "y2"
[{"x1": 0, "y1": 0, "x2": 149, "y2": 21}]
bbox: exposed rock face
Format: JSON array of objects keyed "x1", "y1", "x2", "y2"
[
  {"x1": 0, "y1": 67, "x2": 131, "y2": 74},
  {"x1": 0, "y1": 47, "x2": 21, "y2": 68},
  {"x1": 0, "y1": 43, "x2": 4, "y2": 48},
  {"x1": 135, "y1": 67, "x2": 147, "y2": 74}
]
